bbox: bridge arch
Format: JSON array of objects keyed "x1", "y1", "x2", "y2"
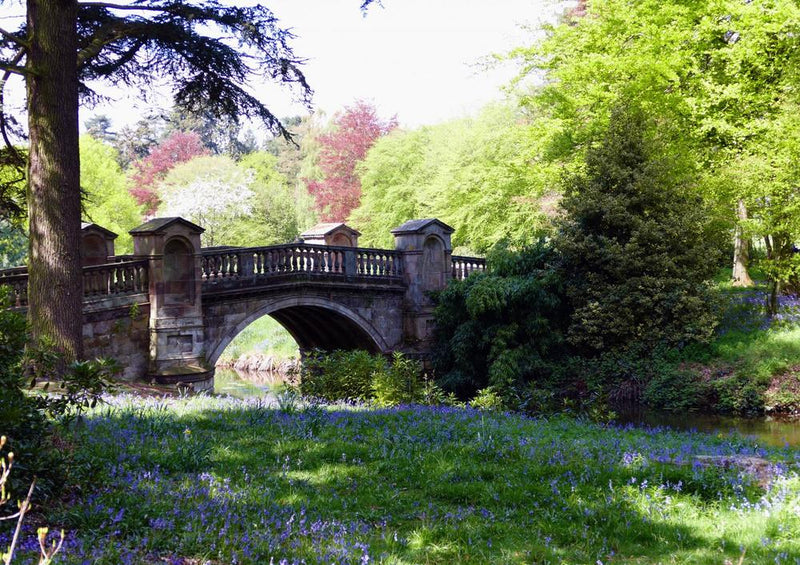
[{"x1": 205, "y1": 296, "x2": 389, "y2": 367}]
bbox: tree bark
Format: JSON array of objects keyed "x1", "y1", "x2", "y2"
[
  {"x1": 25, "y1": 0, "x2": 83, "y2": 360},
  {"x1": 731, "y1": 199, "x2": 753, "y2": 287}
]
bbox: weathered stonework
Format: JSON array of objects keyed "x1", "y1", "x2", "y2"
[
  {"x1": 4, "y1": 217, "x2": 486, "y2": 391},
  {"x1": 391, "y1": 219, "x2": 454, "y2": 355}
]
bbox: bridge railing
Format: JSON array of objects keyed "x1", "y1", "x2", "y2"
[
  {"x1": 451, "y1": 255, "x2": 486, "y2": 280},
  {"x1": 83, "y1": 260, "x2": 150, "y2": 298},
  {"x1": 201, "y1": 244, "x2": 403, "y2": 285},
  {"x1": 0, "y1": 259, "x2": 149, "y2": 307},
  {"x1": 0, "y1": 268, "x2": 29, "y2": 307}
]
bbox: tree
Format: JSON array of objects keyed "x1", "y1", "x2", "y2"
[
  {"x1": 508, "y1": 0, "x2": 800, "y2": 288},
  {"x1": 555, "y1": 105, "x2": 721, "y2": 353},
  {"x1": 157, "y1": 153, "x2": 314, "y2": 247},
  {"x1": 84, "y1": 114, "x2": 115, "y2": 143},
  {"x1": 166, "y1": 105, "x2": 257, "y2": 158},
  {"x1": 352, "y1": 103, "x2": 558, "y2": 253},
  {"x1": 112, "y1": 113, "x2": 165, "y2": 169},
  {"x1": 130, "y1": 130, "x2": 209, "y2": 214},
  {"x1": 306, "y1": 100, "x2": 396, "y2": 221},
  {"x1": 80, "y1": 135, "x2": 142, "y2": 253},
  {"x1": 0, "y1": 1, "x2": 377, "y2": 359},
  {"x1": 158, "y1": 155, "x2": 255, "y2": 247},
  {"x1": 238, "y1": 150, "x2": 317, "y2": 243}
]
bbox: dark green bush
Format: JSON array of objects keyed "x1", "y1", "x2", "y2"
[
  {"x1": 432, "y1": 239, "x2": 569, "y2": 404},
  {"x1": 0, "y1": 287, "x2": 59, "y2": 498}
]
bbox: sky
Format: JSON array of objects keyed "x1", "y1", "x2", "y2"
[
  {"x1": 2, "y1": 1, "x2": 570, "y2": 135},
  {"x1": 82, "y1": 0, "x2": 567, "y2": 134}
]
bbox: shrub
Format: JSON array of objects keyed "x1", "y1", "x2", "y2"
[
  {"x1": 0, "y1": 288, "x2": 58, "y2": 497},
  {"x1": 300, "y1": 349, "x2": 386, "y2": 402},
  {"x1": 432, "y1": 239, "x2": 569, "y2": 401},
  {"x1": 372, "y1": 352, "x2": 424, "y2": 406},
  {"x1": 469, "y1": 387, "x2": 506, "y2": 411}
]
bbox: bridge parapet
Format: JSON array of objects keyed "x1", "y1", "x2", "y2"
[
  {"x1": 451, "y1": 256, "x2": 487, "y2": 280},
  {"x1": 201, "y1": 244, "x2": 403, "y2": 288},
  {"x1": 0, "y1": 258, "x2": 150, "y2": 308}
]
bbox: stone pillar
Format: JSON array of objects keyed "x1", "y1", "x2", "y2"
[
  {"x1": 80, "y1": 222, "x2": 117, "y2": 265},
  {"x1": 391, "y1": 219, "x2": 454, "y2": 356},
  {"x1": 129, "y1": 217, "x2": 214, "y2": 392}
]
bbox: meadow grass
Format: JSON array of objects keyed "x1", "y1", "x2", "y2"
[{"x1": 4, "y1": 394, "x2": 799, "y2": 564}]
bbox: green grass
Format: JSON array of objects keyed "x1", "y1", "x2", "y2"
[{"x1": 7, "y1": 394, "x2": 799, "y2": 564}]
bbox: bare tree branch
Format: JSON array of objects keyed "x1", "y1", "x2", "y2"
[
  {"x1": 0, "y1": 47, "x2": 26, "y2": 164},
  {"x1": 0, "y1": 26, "x2": 27, "y2": 49},
  {"x1": 77, "y1": 2, "x2": 167, "y2": 11},
  {"x1": 0, "y1": 63, "x2": 25, "y2": 76}
]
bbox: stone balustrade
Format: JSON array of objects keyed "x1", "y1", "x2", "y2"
[
  {"x1": 451, "y1": 255, "x2": 486, "y2": 280},
  {"x1": 83, "y1": 260, "x2": 149, "y2": 297},
  {"x1": 0, "y1": 258, "x2": 149, "y2": 307},
  {"x1": 201, "y1": 244, "x2": 403, "y2": 287}
]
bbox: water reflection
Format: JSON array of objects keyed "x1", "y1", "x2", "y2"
[
  {"x1": 214, "y1": 367, "x2": 289, "y2": 398},
  {"x1": 615, "y1": 408, "x2": 800, "y2": 448},
  {"x1": 216, "y1": 368, "x2": 800, "y2": 447}
]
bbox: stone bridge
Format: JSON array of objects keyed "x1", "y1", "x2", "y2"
[{"x1": 0, "y1": 217, "x2": 485, "y2": 390}]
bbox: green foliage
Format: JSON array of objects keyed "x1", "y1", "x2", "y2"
[
  {"x1": 300, "y1": 349, "x2": 386, "y2": 402},
  {"x1": 80, "y1": 135, "x2": 143, "y2": 253},
  {"x1": 158, "y1": 153, "x2": 315, "y2": 247},
  {"x1": 0, "y1": 220, "x2": 27, "y2": 268},
  {"x1": 299, "y1": 350, "x2": 436, "y2": 407},
  {"x1": 710, "y1": 372, "x2": 766, "y2": 416},
  {"x1": 433, "y1": 239, "x2": 568, "y2": 402},
  {"x1": 556, "y1": 105, "x2": 722, "y2": 353},
  {"x1": 469, "y1": 387, "x2": 506, "y2": 411},
  {"x1": 0, "y1": 288, "x2": 57, "y2": 498},
  {"x1": 509, "y1": 0, "x2": 800, "y2": 291},
  {"x1": 353, "y1": 103, "x2": 557, "y2": 253},
  {"x1": 217, "y1": 315, "x2": 298, "y2": 364},
  {"x1": 371, "y1": 352, "x2": 424, "y2": 407}
]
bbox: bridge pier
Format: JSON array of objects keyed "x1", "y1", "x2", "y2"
[
  {"x1": 391, "y1": 219, "x2": 454, "y2": 358},
  {"x1": 130, "y1": 218, "x2": 215, "y2": 392}
]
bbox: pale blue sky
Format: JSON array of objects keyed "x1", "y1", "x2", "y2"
[{"x1": 2, "y1": 1, "x2": 569, "y2": 134}]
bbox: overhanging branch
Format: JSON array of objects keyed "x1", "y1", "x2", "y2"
[
  {"x1": 0, "y1": 48, "x2": 26, "y2": 164},
  {"x1": 77, "y1": 2, "x2": 167, "y2": 11},
  {"x1": 0, "y1": 63, "x2": 26, "y2": 76},
  {"x1": 0, "y1": 27, "x2": 28, "y2": 50}
]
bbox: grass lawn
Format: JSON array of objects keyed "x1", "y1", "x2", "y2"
[{"x1": 4, "y1": 394, "x2": 800, "y2": 564}]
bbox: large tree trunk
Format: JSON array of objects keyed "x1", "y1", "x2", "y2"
[
  {"x1": 25, "y1": 0, "x2": 83, "y2": 360},
  {"x1": 731, "y1": 199, "x2": 753, "y2": 287}
]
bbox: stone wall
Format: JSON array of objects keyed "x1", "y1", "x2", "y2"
[
  {"x1": 202, "y1": 281, "x2": 405, "y2": 366},
  {"x1": 83, "y1": 294, "x2": 150, "y2": 381}
]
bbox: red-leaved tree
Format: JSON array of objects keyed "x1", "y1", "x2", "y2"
[
  {"x1": 130, "y1": 131, "x2": 209, "y2": 214},
  {"x1": 306, "y1": 101, "x2": 397, "y2": 221}
]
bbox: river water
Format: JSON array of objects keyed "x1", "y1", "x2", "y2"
[{"x1": 215, "y1": 367, "x2": 800, "y2": 448}]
